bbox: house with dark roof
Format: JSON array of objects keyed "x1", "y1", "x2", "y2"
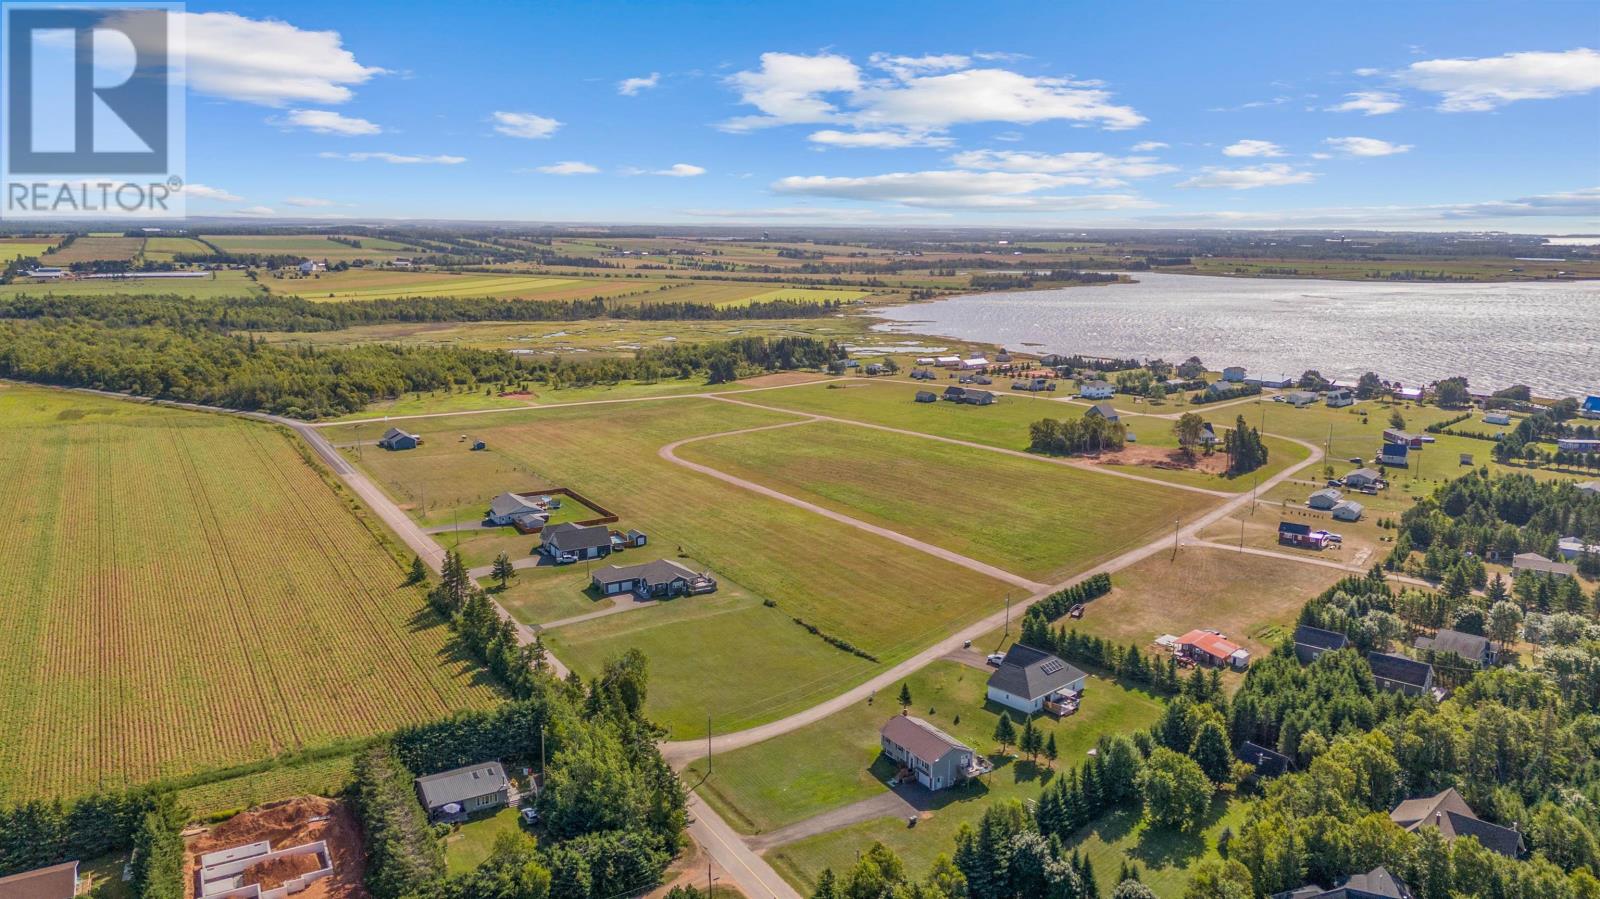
[
  {"x1": 1240, "y1": 741, "x2": 1291, "y2": 778},
  {"x1": 539, "y1": 522, "x2": 612, "y2": 563},
  {"x1": 1376, "y1": 442, "x2": 1410, "y2": 467},
  {"x1": 1293, "y1": 625, "x2": 1349, "y2": 665},
  {"x1": 1222, "y1": 366, "x2": 1247, "y2": 382},
  {"x1": 1389, "y1": 788, "x2": 1523, "y2": 857},
  {"x1": 590, "y1": 558, "x2": 716, "y2": 598},
  {"x1": 415, "y1": 762, "x2": 509, "y2": 823},
  {"x1": 486, "y1": 492, "x2": 549, "y2": 529},
  {"x1": 0, "y1": 862, "x2": 79, "y2": 899},
  {"x1": 915, "y1": 391, "x2": 938, "y2": 403},
  {"x1": 880, "y1": 714, "x2": 985, "y2": 791},
  {"x1": 985, "y1": 643, "x2": 1087, "y2": 715},
  {"x1": 1512, "y1": 552, "x2": 1576, "y2": 579},
  {"x1": 1085, "y1": 402, "x2": 1119, "y2": 423},
  {"x1": 1273, "y1": 866, "x2": 1414, "y2": 899},
  {"x1": 377, "y1": 427, "x2": 420, "y2": 451},
  {"x1": 1367, "y1": 652, "x2": 1434, "y2": 696},
  {"x1": 1414, "y1": 628, "x2": 1493, "y2": 667},
  {"x1": 1308, "y1": 488, "x2": 1343, "y2": 510},
  {"x1": 1279, "y1": 521, "x2": 1327, "y2": 549}
]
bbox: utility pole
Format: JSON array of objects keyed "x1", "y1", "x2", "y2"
[
  {"x1": 1239, "y1": 517, "x2": 1245, "y2": 552},
  {"x1": 1004, "y1": 593, "x2": 1011, "y2": 636},
  {"x1": 1172, "y1": 517, "x2": 1180, "y2": 560},
  {"x1": 705, "y1": 712, "x2": 713, "y2": 778}
]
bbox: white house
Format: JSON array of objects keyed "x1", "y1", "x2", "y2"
[
  {"x1": 985, "y1": 644, "x2": 1087, "y2": 715},
  {"x1": 1484, "y1": 412, "x2": 1511, "y2": 426},
  {"x1": 1558, "y1": 438, "x2": 1600, "y2": 453},
  {"x1": 1079, "y1": 380, "x2": 1114, "y2": 399}
]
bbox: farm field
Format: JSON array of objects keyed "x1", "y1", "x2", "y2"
[
  {"x1": 347, "y1": 399, "x2": 1019, "y2": 736},
  {"x1": 725, "y1": 660, "x2": 1165, "y2": 891},
  {"x1": 41, "y1": 236, "x2": 143, "y2": 264},
  {"x1": 141, "y1": 236, "x2": 215, "y2": 261},
  {"x1": 174, "y1": 752, "x2": 359, "y2": 820},
  {"x1": 643, "y1": 281, "x2": 873, "y2": 307},
  {"x1": 0, "y1": 269, "x2": 261, "y2": 299},
  {"x1": 0, "y1": 239, "x2": 56, "y2": 260},
  {"x1": 0, "y1": 383, "x2": 500, "y2": 803},
  {"x1": 679, "y1": 418, "x2": 1219, "y2": 582},
  {"x1": 204, "y1": 234, "x2": 423, "y2": 261}
]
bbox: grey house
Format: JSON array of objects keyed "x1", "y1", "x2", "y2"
[
  {"x1": 415, "y1": 762, "x2": 509, "y2": 823},
  {"x1": 985, "y1": 643, "x2": 1087, "y2": 715},
  {"x1": 1273, "y1": 866, "x2": 1414, "y2": 899},
  {"x1": 1308, "y1": 488, "x2": 1342, "y2": 510},
  {"x1": 1292, "y1": 625, "x2": 1349, "y2": 665},
  {"x1": 879, "y1": 714, "x2": 982, "y2": 791},
  {"x1": 1512, "y1": 552, "x2": 1576, "y2": 579},
  {"x1": 591, "y1": 558, "x2": 716, "y2": 598},
  {"x1": 1331, "y1": 500, "x2": 1365, "y2": 522},
  {"x1": 486, "y1": 493, "x2": 549, "y2": 529},
  {"x1": 915, "y1": 391, "x2": 938, "y2": 403},
  {"x1": 1390, "y1": 788, "x2": 1523, "y2": 857},
  {"x1": 540, "y1": 523, "x2": 612, "y2": 563},
  {"x1": 1414, "y1": 628, "x2": 1493, "y2": 667},
  {"x1": 1367, "y1": 652, "x2": 1434, "y2": 696},
  {"x1": 1343, "y1": 468, "x2": 1382, "y2": 490},
  {"x1": 377, "y1": 427, "x2": 420, "y2": 451},
  {"x1": 1085, "y1": 402, "x2": 1119, "y2": 423},
  {"x1": 0, "y1": 861, "x2": 79, "y2": 899}
]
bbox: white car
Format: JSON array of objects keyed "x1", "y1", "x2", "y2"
[
  {"x1": 520, "y1": 807, "x2": 539, "y2": 825},
  {"x1": 986, "y1": 653, "x2": 1005, "y2": 667}
]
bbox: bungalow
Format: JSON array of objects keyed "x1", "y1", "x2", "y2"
[
  {"x1": 1085, "y1": 402, "x2": 1119, "y2": 423},
  {"x1": 1390, "y1": 788, "x2": 1523, "y2": 858},
  {"x1": 1558, "y1": 437, "x2": 1600, "y2": 453},
  {"x1": 1325, "y1": 388, "x2": 1355, "y2": 408},
  {"x1": 1581, "y1": 395, "x2": 1600, "y2": 420},
  {"x1": 540, "y1": 522, "x2": 612, "y2": 563},
  {"x1": 1396, "y1": 386, "x2": 1424, "y2": 401},
  {"x1": 1205, "y1": 382, "x2": 1241, "y2": 400},
  {"x1": 910, "y1": 369, "x2": 937, "y2": 381},
  {"x1": 486, "y1": 492, "x2": 549, "y2": 529},
  {"x1": 880, "y1": 714, "x2": 985, "y2": 791},
  {"x1": 415, "y1": 761, "x2": 508, "y2": 823},
  {"x1": 590, "y1": 558, "x2": 716, "y2": 598},
  {"x1": 0, "y1": 862, "x2": 79, "y2": 899},
  {"x1": 1512, "y1": 551, "x2": 1576, "y2": 579},
  {"x1": 1012, "y1": 377, "x2": 1055, "y2": 392},
  {"x1": 914, "y1": 391, "x2": 938, "y2": 403},
  {"x1": 1484, "y1": 411, "x2": 1511, "y2": 426},
  {"x1": 1079, "y1": 380, "x2": 1114, "y2": 399},
  {"x1": 1331, "y1": 500, "x2": 1365, "y2": 522},
  {"x1": 943, "y1": 386, "x2": 996, "y2": 405},
  {"x1": 377, "y1": 427, "x2": 420, "y2": 451},
  {"x1": 1177, "y1": 629, "x2": 1249, "y2": 669},
  {"x1": 1279, "y1": 521, "x2": 1327, "y2": 549},
  {"x1": 1343, "y1": 468, "x2": 1383, "y2": 490},
  {"x1": 1256, "y1": 377, "x2": 1295, "y2": 389},
  {"x1": 1414, "y1": 628, "x2": 1493, "y2": 667},
  {"x1": 1039, "y1": 354, "x2": 1071, "y2": 367},
  {"x1": 1376, "y1": 442, "x2": 1410, "y2": 467},
  {"x1": 296, "y1": 260, "x2": 324, "y2": 275},
  {"x1": 1292, "y1": 624, "x2": 1349, "y2": 665},
  {"x1": 1222, "y1": 366, "x2": 1247, "y2": 382},
  {"x1": 1198, "y1": 422, "x2": 1219, "y2": 446},
  {"x1": 985, "y1": 643, "x2": 1088, "y2": 715},
  {"x1": 1367, "y1": 652, "x2": 1434, "y2": 696},
  {"x1": 1558, "y1": 536, "x2": 1598, "y2": 560},
  {"x1": 1308, "y1": 488, "x2": 1343, "y2": 510},
  {"x1": 1382, "y1": 429, "x2": 1424, "y2": 449},
  {"x1": 1286, "y1": 391, "x2": 1319, "y2": 407},
  {"x1": 1240, "y1": 741, "x2": 1291, "y2": 778},
  {"x1": 1273, "y1": 866, "x2": 1415, "y2": 899},
  {"x1": 959, "y1": 356, "x2": 990, "y2": 370}
]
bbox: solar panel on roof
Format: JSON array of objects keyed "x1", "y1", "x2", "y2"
[{"x1": 1041, "y1": 660, "x2": 1063, "y2": 675}]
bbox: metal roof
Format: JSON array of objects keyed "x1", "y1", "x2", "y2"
[{"x1": 415, "y1": 761, "x2": 508, "y2": 809}]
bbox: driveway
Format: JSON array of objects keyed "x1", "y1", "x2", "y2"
[{"x1": 746, "y1": 783, "x2": 936, "y2": 852}]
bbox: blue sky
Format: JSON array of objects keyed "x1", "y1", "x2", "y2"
[{"x1": 168, "y1": 0, "x2": 1600, "y2": 230}]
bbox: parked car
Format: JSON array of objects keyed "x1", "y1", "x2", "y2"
[
  {"x1": 1068, "y1": 604, "x2": 1085, "y2": 619},
  {"x1": 986, "y1": 653, "x2": 1005, "y2": 667},
  {"x1": 1348, "y1": 456, "x2": 1364, "y2": 464},
  {"x1": 520, "y1": 807, "x2": 539, "y2": 825}
]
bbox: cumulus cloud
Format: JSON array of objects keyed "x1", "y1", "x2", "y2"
[
  {"x1": 534, "y1": 161, "x2": 600, "y2": 175},
  {"x1": 1328, "y1": 90, "x2": 1404, "y2": 115},
  {"x1": 654, "y1": 163, "x2": 706, "y2": 177},
  {"x1": 1324, "y1": 136, "x2": 1413, "y2": 157},
  {"x1": 283, "y1": 196, "x2": 336, "y2": 207},
  {"x1": 807, "y1": 129, "x2": 954, "y2": 148},
  {"x1": 1396, "y1": 48, "x2": 1600, "y2": 111},
  {"x1": 277, "y1": 109, "x2": 381, "y2": 135},
  {"x1": 173, "y1": 12, "x2": 386, "y2": 106},
  {"x1": 184, "y1": 183, "x2": 243, "y2": 202},
  {"x1": 723, "y1": 52, "x2": 862, "y2": 130},
  {"x1": 491, "y1": 111, "x2": 562, "y2": 139},
  {"x1": 618, "y1": 73, "x2": 660, "y2": 95},
  {"x1": 772, "y1": 169, "x2": 1158, "y2": 211},
  {"x1": 1222, "y1": 139, "x2": 1285, "y2": 158},
  {"x1": 1131, "y1": 141, "x2": 1169, "y2": 151},
  {"x1": 319, "y1": 151, "x2": 465, "y2": 164},
  {"x1": 949, "y1": 149, "x2": 1177, "y2": 183},
  {"x1": 1177, "y1": 164, "x2": 1316, "y2": 189},
  {"x1": 869, "y1": 53, "x2": 970, "y2": 78}
]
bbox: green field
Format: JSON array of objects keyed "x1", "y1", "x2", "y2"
[
  {"x1": 205, "y1": 234, "x2": 423, "y2": 261},
  {"x1": 266, "y1": 270, "x2": 592, "y2": 301},
  {"x1": 0, "y1": 269, "x2": 261, "y2": 299},
  {"x1": 0, "y1": 383, "x2": 500, "y2": 803},
  {"x1": 141, "y1": 236, "x2": 215, "y2": 261},
  {"x1": 42, "y1": 236, "x2": 143, "y2": 264},
  {"x1": 0, "y1": 240, "x2": 55, "y2": 261}
]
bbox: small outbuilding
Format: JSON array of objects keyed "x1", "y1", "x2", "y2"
[
  {"x1": 915, "y1": 391, "x2": 938, "y2": 403},
  {"x1": 1239, "y1": 741, "x2": 1291, "y2": 778},
  {"x1": 1177, "y1": 629, "x2": 1249, "y2": 669},
  {"x1": 1331, "y1": 500, "x2": 1364, "y2": 522}
]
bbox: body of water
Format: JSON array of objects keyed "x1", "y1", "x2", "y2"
[{"x1": 874, "y1": 272, "x2": 1598, "y2": 397}]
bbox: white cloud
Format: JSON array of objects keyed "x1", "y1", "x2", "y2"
[
  {"x1": 283, "y1": 196, "x2": 336, "y2": 207},
  {"x1": 233, "y1": 205, "x2": 276, "y2": 216},
  {"x1": 869, "y1": 53, "x2": 971, "y2": 78},
  {"x1": 1134, "y1": 188, "x2": 1600, "y2": 227},
  {"x1": 535, "y1": 161, "x2": 600, "y2": 175},
  {"x1": 1396, "y1": 48, "x2": 1600, "y2": 111},
  {"x1": 1324, "y1": 136, "x2": 1413, "y2": 157},
  {"x1": 1222, "y1": 139, "x2": 1285, "y2": 158},
  {"x1": 618, "y1": 73, "x2": 660, "y2": 96},
  {"x1": 491, "y1": 111, "x2": 562, "y2": 139},
  {"x1": 680, "y1": 206, "x2": 955, "y2": 222},
  {"x1": 173, "y1": 12, "x2": 386, "y2": 106},
  {"x1": 278, "y1": 108, "x2": 381, "y2": 135},
  {"x1": 184, "y1": 183, "x2": 243, "y2": 202},
  {"x1": 320, "y1": 151, "x2": 465, "y2": 164},
  {"x1": 1177, "y1": 164, "x2": 1316, "y2": 189},
  {"x1": 1131, "y1": 141, "x2": 1169, "y2": 151},
  {"x1": 807, "y1": 129, "x2": 954, "y2": 148},
  {"x1": 723, "y1": 52, "x2": 863, "y2": 131},
  {"x1": 949, "y1": 149, "x2": 1176, "y2": 183},
  {"x1": 772, "y1": 169, "x2": 1158, "y2": 211},
  {"x1": 655, "y1": 163, "x2": 706, "y2": 177},
  {"x1": 1328, "y1": 90, "x2": 1404, "y2": 115}
]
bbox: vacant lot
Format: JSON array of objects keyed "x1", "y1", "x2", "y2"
[
  {"x1": 0, "y1": 384, "x2": 499, "y2": 803},
  {"x1": 42, "y1": 236, "x2": 144, "y2": 264}
]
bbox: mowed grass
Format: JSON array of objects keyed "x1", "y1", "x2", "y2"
[
  {"x1": 679, "y1": 419, "x2": 1219, "y2": 582},
  {"x1": 0, "y1": 384, "x2": 500, "y2": 803},
  {"x1": 349, "y1": 399, "x2": 1016, "y2": 736},
  {"x1": 444, "y1": 807, "x2": 525, "y2": 874},
  {"x1": 0, "y1": 269, "x2": 262, "y2": 299}
]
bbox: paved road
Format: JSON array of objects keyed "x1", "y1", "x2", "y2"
[{"x1": 686, "y1": 793, "x2": 803, "y2": 899}]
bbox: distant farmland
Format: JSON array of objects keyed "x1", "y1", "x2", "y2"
[
  {"x1": 42, "y1": 236, "x2": 144, "y2": 264},
  {"x1": 142, "y1": 236, "x2": 216, "y2": 261},
  {"x1": 0, "y1": 269, "x2": 261, "y2": 299},
  {"x1": 263, "y1": 268, "x2": 652, "y2": 302},
  {"x1": 0, "y1": 383, "x2": 499, "y2": 802},
  {"x1": 0, "y1": 239, "x2": 57, "y2": 261},
  {"x1": 205, "y1": 234, "x2": 424, "y2": 261}
]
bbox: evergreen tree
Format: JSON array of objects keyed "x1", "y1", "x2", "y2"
[
  {"x1": 407, "y1": 554, "x2": 428, "y2": 585},
  {"x1": 491, "y1": 551, "x2": 516, "y2": 589},
  {"x1": 994, "y1": 713, "x2": 1017, "y2": 754},
  {"x1": 1045, "y1": 732, "x2": 1059, "y2": 768},
  {"x1": 898, "y1": 683, "x2": 912, "y2": 709}
]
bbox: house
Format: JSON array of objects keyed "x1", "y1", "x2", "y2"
[
  {"x1": 1325, "y1": 388, "x2": 1355, "y2": 408},
  {"x1": 1414, "y1": 628, "x2": 1493, "y2": 667},
  {"x1": 540, "y1": 522, "x2": 613, "y2": 563},
  {"x1": 1198, "y1": 422, "x2": 1219, "y2": 446},
  {"x1": 915, "y1": 391, "x2": 938, "y2": 403},
  {"x1": 1272, "y1": 866, "x2": 1414, "y2": 899},
  {"x1": 935, "y1": 355, "x2": 962, "y2": 368},
  {"x1": 880, "y1": 714, "x2": 985, "y2": 791},
  {"x1": 865, "y1": 363, "x2": 885, "y2": 376},
  {"x1": 1257, "y1": 377, "x2": 1295, "y2": 389},
  {"x1": 1367, "y1": 652, "x2": 1434, "y2": 696},
  {"x1": 415, "y1": 762, "x2": 509, "y2": 823},
  {"x1": 590, "y1": 558, "x2": 716, "y2": 598},
  {"x1": 0, "y1": 862, "x2": 79, "y2": 899},
  {"x1": 1177, "y1": 629, "x2": 1250, "y2": 669},
  {"x1": 1484, "y1": 411, "x2": 1511, "y2": 425},
  {"x1": 197, "y1": 840, "x2": 333, "y2": 899},
  {"x1": 958, "y1": 389, "x2": 996, "y2": 406},
  {"x1": 986, "y1": 643, "x2": 1088, "y2": 715},
  {"x1": 1512, "y1": 551, "x2": 1576, "y2": 579},
  {"x1": 1292, "y1": 625, "x2": 1349, "y2": 665},
  {"x1": 1376, "y1": 442, "x2": 1410, "y2": 467},
  {"x1": 1279, "y1": 521, "x2": 1326, "y2": 549},
  {"x1": 1079, "y1": 380, "x2": 1114, "y2": 399},
  {"x1": 995, "y1": 352, "x2": 1013, "y2": 363},
  {"x1": 1286, "y1": 391, "x2": 1319, "y2": 407},
  {"x1": 1308, "y1": 488, "x2": 1343, "y2": 510},
  {"x1": 1575, "y1": 481, "x2": 1600, "y2": 496},
  {"x1": 486, "y1": 492, "x2": 549, "y2": 529},
  {"x1": 915, "y1": 357, "x2": 936, "y2": 366},
  {"x1": 1558, "y1": 536, "x2": 1597, "y2": 561},
  {"x1": 1581, "y1": 395, "x2": 1600, "y2": 419},
  {"x1": 1205, "y1": 382, "x2": 1241, "y2": 400},
  {"x1": 1389, "y1": 788, "x2": 1524, "y2": 857},
  {"x1": 1396, "y1": 386, "x2": 1424, "y2": 401},
  {"x1": 1382, "y1": 429, "x2": 1424, "y2": 448},
  {"x1": 1343, "y1": 468, "x2": 1383, "y2": 490},
  {"x1": 1012, "y1": 377, "x2": 1053, "y2": 392},
  {"x1": 1558, "y1": 437, "x2": 1600, "y2": 453},
  {"x1": 1040, "y1": 354, "x2": 1070, "y2": 367},
  {"x1": 911, "y1": 369, "x2": 936, "y2": 380},
  {"x1": 1085, "y1": 402, "x2": 1119, "y2": 423},
  {"x1": 377, "y1": 427, "x2": 420, "y2": 451},
  {"x1": 959, "y1": 356, "x2": 990, "y2": 370},
  {"x1": 1331, "y1": 500, "x2": 1364, "y2": 522},
  {"x1": 1240, "y1": 741, "x2": 1291, "y2": 778},
  {"x1": 296, "y1": 260, "x2": 323, "y2": 275},
  {"x1": 1222, "y1": 366, "x2": 1247, "y2": 382}
]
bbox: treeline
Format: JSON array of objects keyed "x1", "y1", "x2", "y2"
[
  {"x1": 1222, "y1": 414, "x2": 1270, "y2": 476},
  {"x1": 1027, "y1": 415, "x2": 1127, "y2": 455},
  {"x1": 0, "y1": 789, "x2": 171, "y2": 877}
]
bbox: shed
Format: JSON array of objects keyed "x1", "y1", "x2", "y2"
[
  {"x1": 1331, "y1": 500, "x2": 1364, "y2": 522},
  {"x1": 1177, "y1": 629, "x2": 1249, "y2": 669},
  {"x1": 915, "y1": 391, "x2": 938, "y2": 403}
]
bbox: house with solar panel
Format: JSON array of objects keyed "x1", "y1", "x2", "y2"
[{"x1": 985, "y1": 643, "x2": 1087, "y2": 716}]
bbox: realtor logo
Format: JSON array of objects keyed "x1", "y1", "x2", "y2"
[{"x1": 2, "y1": 2, "x2": 185, "y2": 217}]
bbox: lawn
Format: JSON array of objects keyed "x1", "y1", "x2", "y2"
[
  {"x1": 1070, "y1": 794, "x2": 1252, "y2": 897},
  {"x1": 443, "y1": 807, "x2": 525, "y2": 874},
  {"x1": 678, "y1": 419, "x2": 1219, "y2": 583},
  {"x1": 745, "y1": 661, "x2": 1166, "y2": 890},
  {"x1": 0, "y1": 383, "x2": 500, "y2": 803},
  {"x1": 0, "y1": 240, "x2": 55, "y2": 261}
]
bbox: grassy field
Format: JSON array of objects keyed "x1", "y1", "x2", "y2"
[
  {"x1": 735, "y1": 661, "x2": 1165, "y2": 889},
  {"x1": 205, "y1": 234, "x2": 422, "y2": 261},
  {"x1": 174, "y1": 752, "x2": 359, "y2": 820},
  {"x1": 0, "y1": 269, "x2": 262, "y2": 299},
  {"x1": 0, "y1": 383, "x2": 500, "y2": 803},
  {"x1": 263, "y1": 269, "x2": 606, "y2": 301},
  {"x1": 679, "y1": 419, "x2": 1218, "y2": 582},
  {"x1": 42, "y1": 236, "x2": 143, "y2": 264},
  {"x1": 141, "y1": 236, "x2": 215, "y2": 261},
  {"x1": 0, "y1": 239, "x2": 55, "y2": 260},
  {"x1": 347, "y1": 399, "x2": 1019, "y2": 736}
]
